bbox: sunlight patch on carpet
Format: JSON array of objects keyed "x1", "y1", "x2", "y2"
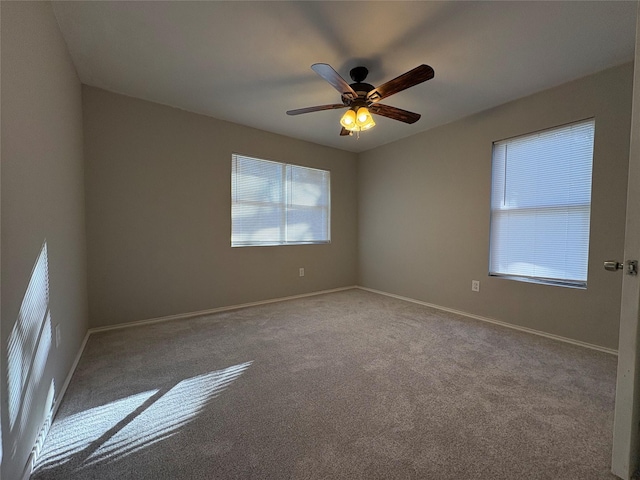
[{"x1": 33, "y1": 361, "x2": 252, "y2": 475}]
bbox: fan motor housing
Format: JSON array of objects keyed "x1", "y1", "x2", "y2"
[
  {"x1": 350, "y1": 82, "x2": 375, "y2": 95},
  {"x1": 348, "y1": 66, "x2": 375, "y2": 98}
]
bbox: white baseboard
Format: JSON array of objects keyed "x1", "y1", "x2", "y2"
[
  {"x1": 20, "y1": 454, "x2": 33, "y2": 480},
  {"x1": 89, "y1": 286, "x2": 358, "y2": 334},
  {"x1": 22, "y1": 329, "x2": 91, "y2": 480},
  {"x1": 357, "y1": 286, "x2": 618, "y2": 356},
  {"x1": 53, "y1": 330, "x2": 91, "y2": 419}
]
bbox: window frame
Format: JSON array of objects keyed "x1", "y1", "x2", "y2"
[
  {"x1": 231, "y1": 153, "x2": 331, "y2": 248},
  {"x1": 488, "y1": 118, "x2": 595, "y2": 289}
]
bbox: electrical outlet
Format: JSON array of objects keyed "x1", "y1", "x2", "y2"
[
  {"x1": 472, "y1": 280, "x2": 480, "y2": 292},
  {"x1": 299, "y1": 268, "x2": 305, "y2": 277},
  {"x1": 55, "y1": 324, "x2": 61, "y2": 348}
]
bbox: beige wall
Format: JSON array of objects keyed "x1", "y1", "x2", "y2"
[
  {"x1": 82, "y1": 86, "x2": 358, "y2": 328},
  {"x1": 358, "y1": 63, "x2": 633, "y2": 350},
  {"x1": 1, "y1": 2, "x2": 89, "y2": 479}
]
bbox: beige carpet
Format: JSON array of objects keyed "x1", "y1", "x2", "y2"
[{"x1": 32, "y1": 289, "x2": 618, "y2": 479}]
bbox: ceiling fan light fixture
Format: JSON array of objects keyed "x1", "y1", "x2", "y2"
[
  {"x1": 288, "y1": 63, "x2": 434, "y2": 137},
  {"x1": 340, "y1": 109, "x2": 356, "y2": 129}
]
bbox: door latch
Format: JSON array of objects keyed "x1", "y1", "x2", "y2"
[{"x1": 604, "y1": 260, "x2": 638, "y2": 275}]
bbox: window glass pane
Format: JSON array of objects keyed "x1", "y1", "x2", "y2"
[
  {"x1": 489, "y1": 119, "x2": 594, "y2": 286},
  {"x1": 500, "y1": 122, "x2": 594, "y2": 209},
  {"x1": 287, "y1": 207, "x2": 329, "y2": 242},
  {"x1": 289, "y1": 165, "x2": 330, "y2": 207},
  {"x1": 233, "y1": 156, "x2": 283, "y2": 204},
  {"x1": 232, "y1": 204, "x2": 284, "y2": 245},
  {"x1": 490, "y1": 206, "x2": 590, "y2": 282},
  {"x1": 232, "y1": 155, "x2": 285, "y2": 246}
]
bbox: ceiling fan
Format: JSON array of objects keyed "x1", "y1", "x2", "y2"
[{"x1": 286, "y1": 63, "x2": 435, "y2": 136}]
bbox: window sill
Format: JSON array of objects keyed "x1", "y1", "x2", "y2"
[
  {"x1": 231, "y1": 241, "x2": 331, "y2": 248},
  {"x1": 489, "y1": 273, "x2": 586, "y2": 290}
]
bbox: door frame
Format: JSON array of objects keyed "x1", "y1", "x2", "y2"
[{"x1": 612, "y1": 4, "x2": 640, "y2": 479}]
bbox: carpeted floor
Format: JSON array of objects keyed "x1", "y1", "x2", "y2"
[{"x1": 32, "y1": 289, "x2": 618, "y2": 479}]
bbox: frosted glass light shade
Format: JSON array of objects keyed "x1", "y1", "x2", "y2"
[
  {"x1": 340, "y1": 109, "x2": 356, "y2": 129},
  {"x1": 360, "y1": 117, "x2": 375, "y2": 130},
  {"x1": 356, "y1": 107, "x2": 372, "y2": 126}
]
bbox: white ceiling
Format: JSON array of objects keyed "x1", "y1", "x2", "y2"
[{"x1": 52, "y1": 1, "x2": 637, "y2": 153}]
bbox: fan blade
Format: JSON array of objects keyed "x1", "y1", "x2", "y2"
[
  {"x1": 340, "y1": 127, "x2": 351, "y2": 136},
  {"x1": 311, "y1": 63, "x2": 358, "y2": 100},
  {"x1": 367, "y1": 65, "x2": 434, "y2": 103},
  {"x1": 286, "y1": 104, "x2": 346, "y2": 116},
  {"x1": 369, "y1": 104, "x2": 421, "y2": 124}
]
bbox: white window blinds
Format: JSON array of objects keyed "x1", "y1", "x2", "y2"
[
  {"x1": 489, "y1": 119, "x2": 595, "y2": 287},
  {"x1": 231, "y1": 154, "x2": 330, "y2": 247}
]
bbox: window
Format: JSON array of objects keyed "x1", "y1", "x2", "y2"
[
  {"x1": 231, "y1": 154, "x2": 330, "y2": 247},
  {"x1": 489, "y1": 119, "x2": 595, "y2": 288}
]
